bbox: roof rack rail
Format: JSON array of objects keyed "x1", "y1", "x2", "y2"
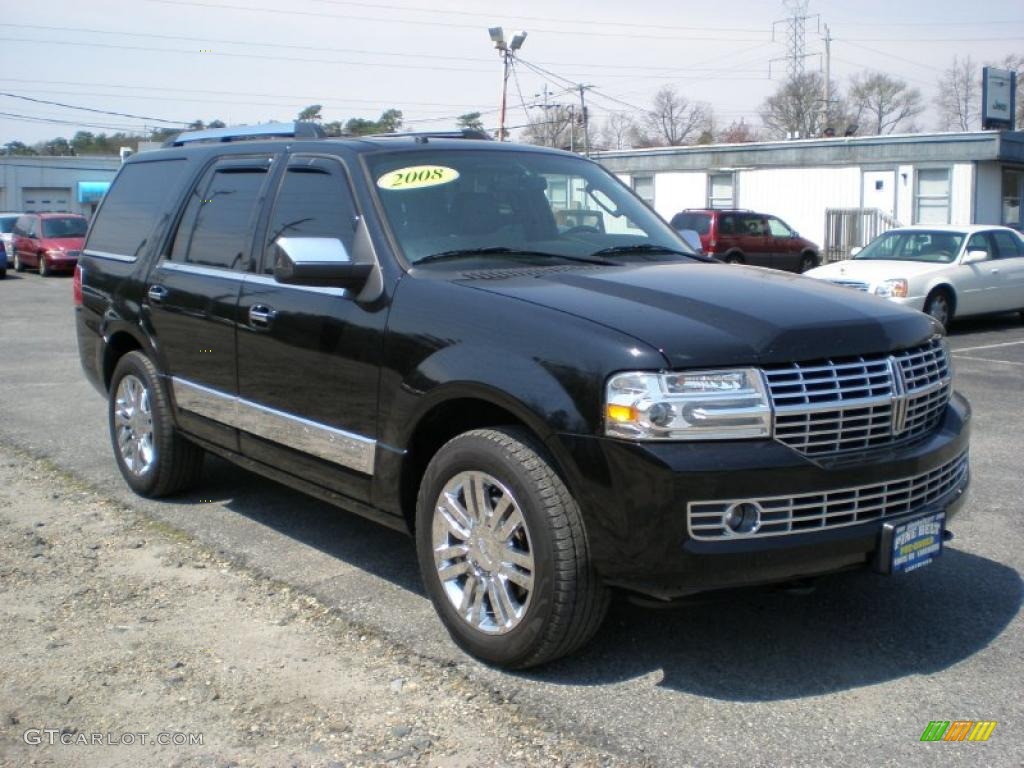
[
  {"x1": 164, "y1": 121, "x2": 326, "y2": 147},
  {"x1": 363, "y1": 129, "x2": 493, "y2": 142}
]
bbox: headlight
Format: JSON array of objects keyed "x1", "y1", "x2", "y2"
[
  {"x1": 875, "y1": 279, "x2": 908, "y2": 298},
  {"x1": 605, "y1": 369, "x2": 772, "y2": 440},
  {"x1": 45, "y1": 248, "x2": 66, "y2": 256}
]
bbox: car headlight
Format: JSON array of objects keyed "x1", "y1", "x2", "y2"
[
  {"x1": 605, "y1": 369, "x2": 772, "y2": 440},
  {"x1": 875, "y1": 279, "x2": 908, "y2": 298},
  {"x1": 45, "y1": 248, "x2": 65, "y2": 256}
]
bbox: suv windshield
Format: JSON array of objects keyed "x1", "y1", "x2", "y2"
[
  {"x1": 0, "y1": 216, "x2": 17, "y2": 234},
  {"x1": 855, "y1": 230, "x2": 965, "y2": 263},
  {"x1": 366, "y1": 148, "x2": 693, "y2": 266},
  {"x1": 42, "y1": 216, "x2": 88, "y2": 239}
]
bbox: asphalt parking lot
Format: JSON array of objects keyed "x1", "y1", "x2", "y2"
[{"x1": 1, "y1": 270, "x2": 1022, "y2": 767}]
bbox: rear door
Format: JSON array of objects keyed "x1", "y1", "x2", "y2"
[
  {"x1": 738, "y1": 213, "x2": 771, "y2": 267},
  {"x1": 146, "y1": 154, "x2": 277, "y2": 450},
  {"x1": 235, "y1": 153, "x2": 384, "y2": 502},
  {"x1": 990, "y1": 229, "x2": 1024, "y2": 311}
]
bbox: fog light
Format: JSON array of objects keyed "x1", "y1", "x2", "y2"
[
  {"x1": 647, "y1": 402, "x2": 675, "y2": 427},
  {"x1": 724, "y1": 502, "x2": 761, "y2": 534}
]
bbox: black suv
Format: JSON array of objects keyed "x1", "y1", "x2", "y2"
[{"x1": 75, "y1": 123, "x2": 971, "y2": 668}]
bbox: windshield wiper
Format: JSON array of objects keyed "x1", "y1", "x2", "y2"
[
  {"x1": 415, "y1": 247, "x2": 618, "y2": 267},
  {"x1": 589, "y1": 244, "x2": 716, "y2": 263}
]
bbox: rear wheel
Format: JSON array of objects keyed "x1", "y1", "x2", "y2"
[
  {"x1": 416, "y1": 427, "x2": 608, "y2": 669},
  {"x1": 108, "y1": 351, "x2": 204, "y2": 497},
  {"x1": 38, "y1": 254, "x2": 49, "y2": 277},
  {"x1": 923, "y1": 288, "x2": 954, "y2": 328},
  {"x1": 723, "y1": 253, "x2": 744, "y2": 265}
]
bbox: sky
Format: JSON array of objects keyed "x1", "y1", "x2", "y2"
[{"x1": 1, "y1": 0, "x2": 1022, "y2": 145}]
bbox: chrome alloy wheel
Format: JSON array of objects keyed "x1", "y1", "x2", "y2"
[
  {"x1": 114, "y1": 374, "x2": 155, "y2": 475},
  {"x1": 431, "y1": 471, "x2": 534, "y2": 635}
]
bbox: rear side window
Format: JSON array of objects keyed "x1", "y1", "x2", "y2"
[
  {"x1": 42, "y1": 217, "x2": 88, "y2": 238},
  {"x1": 170, "y1": 164, "x2": 270, "y2": 270},
  {"x1": 991, "y1": 230, "x2": 1022, "y2": 258},
  {"x1": 86, "y1": 159, "x2": 188, "y2": 258},
  {"x1": 670, "y1": 213, "x2": 710, "y2": 235},
  {"x1": 263, "y1": 158, "x2": 358, "y2": 274}
]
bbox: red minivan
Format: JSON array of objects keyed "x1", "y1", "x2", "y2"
[
  {"x1": 12, "y1": 212, "x2": 88, "y2": 276},
  {"x1": 670, "y1": 209, "x2": 820, "y2": 273}
]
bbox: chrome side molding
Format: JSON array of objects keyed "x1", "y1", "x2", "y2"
[{"x1": 171, "y1": 377, "x2": 376, "y2": 475}]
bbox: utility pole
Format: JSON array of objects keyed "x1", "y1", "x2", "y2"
[
  {"x1": 577, "y1": 84, "x2": 591, "y2": 156},
  {"x1": 488, "y1": 27, "x2": 527, "y2": 141},
  {"x1": 822, "y1": 24, "x2": 832, "y2": 133}
]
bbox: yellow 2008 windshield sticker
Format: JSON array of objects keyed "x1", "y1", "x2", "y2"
[{"x1": 377, "y1": 165, "x2": 460, "y2": 191}]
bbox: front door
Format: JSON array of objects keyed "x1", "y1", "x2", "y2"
[
  {"x1": 765, "y1": 215, "x2": 799, "y2": 271},
  {"x1": 146, "y1": 154, "x2": 277, "y2": 449},
  {"x1": 235, "y1": 154, "x2": 386, "y2": 503},
  {"x1": 956, "y1": 232, "x2": 1003, "y2": 315},
  {"x1": 738, "y1": 213, "x2": 771, "y2": 267}
]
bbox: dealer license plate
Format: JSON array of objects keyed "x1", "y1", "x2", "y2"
[{"x1": 877, "y1": 511, "x2": 945, "y2": 575}]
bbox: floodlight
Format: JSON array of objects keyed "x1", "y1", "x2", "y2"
[
  {"x1": 488, "y1": 27, "x2": 506, "y2": 49},
  {"x1": 509, "y1": 31, "x2": 528, "y2": 51}
]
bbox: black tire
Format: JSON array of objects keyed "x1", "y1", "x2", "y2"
[
  {"x1": 923, "y1": 288, "x2": 954, "y2": 328},
  {"x1": 0, "y1": 269, "x2": 6, "y2": 280},
  {"x1": 799, "y1": 252, "x2": 819, "y2": 273},
  {"x1": 723, "y1": 252, "x2": 744, "y2": 265},
  {"x1": 108, "y1": 351, "x2": 204, "y2": 497},
  {"x1": 14, "y1": 253, "x2": 25, "y2": 272},
  {"x1": 38, "y1": 254, "x2": 49, "y2": 277},
  {"x1": 415, "y1": 427, "x2": 608, "y2": 669}
]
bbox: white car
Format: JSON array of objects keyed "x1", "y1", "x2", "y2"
[{"x1": 805, "y1": 225, "x2": 1024, "y2": 327}]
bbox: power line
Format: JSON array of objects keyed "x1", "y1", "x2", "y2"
[
  {"x1": 144, "y1": 0, "x2": 769, "y2": 42},
  {"x1": 0, "y1": 110, "x2": 148, "y2": 132},
  {"x1": 0, "y1": 92, "x2": 188, "y2": 125}
]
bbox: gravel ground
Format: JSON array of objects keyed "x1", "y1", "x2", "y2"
[{"x1": 0, "y1": 446, "x2": 640, "y2": 768}]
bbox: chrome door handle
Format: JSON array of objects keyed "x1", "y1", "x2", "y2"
[
  {"x1": 990, "y1": 268, "x2": 1000, "y2": 274},
  {"x1": 248, "y1": 304, "x2": 277, "y2": 327},
  {"x1": 147, "y1": 284, "x2": 168, "y2": 303}
]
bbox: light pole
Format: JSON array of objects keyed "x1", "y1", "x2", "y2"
[{"x1": 488, "y1": 27, "x2": 526, "y2": 141}]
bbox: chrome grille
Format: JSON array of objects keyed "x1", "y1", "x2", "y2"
[
  {"x1": 829, "y1": 279, "x2": 870, "y2": 292},
  {"x1": 764, "y1": 338, "x2": 951, "y2": 457},
  {"x1": 688, "y1": 451, "x2": 968, "y2": 540}
]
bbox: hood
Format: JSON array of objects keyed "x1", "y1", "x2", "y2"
[
  {"x1": 458, "y1": 263, "x2": 938, "y2": 368},
  {"x1": 806, "y1": 258, "x2": 950, "y2": 287},
  {"x1": 40, "y1": 236, "x2": 85, "y2": 250}
]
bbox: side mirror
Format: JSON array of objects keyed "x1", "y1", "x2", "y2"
[
  {"x1": 791, "y1": 231, "x2": 800, "y2": 238},
  {"x1": 676, "y1": 228, "x2": 704, "y2": 254},
  {"x1": 961, "y1": 249, "x2": 988, "y2": 265},
  {"x1": 272, "y1": 236, "x2": 372, "y2": 289},
  {"x1": 849, "y1": 246, "x2": 863, "y2": 257}
]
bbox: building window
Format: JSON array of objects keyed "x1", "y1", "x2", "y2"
[
  {"x1": 632, "y1": 175, "x2": 655, "y2": 207},
  {"x1": 708, "y1": 172, "x2": 735, "y2": 209},
  {"x1": 1002, "y1": 167, "x2": 1022, "y2": 229},
  {"x1": 914, "y1": 168, "x2": 951, "y2": 224}
]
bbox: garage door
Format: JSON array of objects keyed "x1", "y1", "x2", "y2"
[{"x1": 22, "y1": 187, "x2": 72, "y2": 212}]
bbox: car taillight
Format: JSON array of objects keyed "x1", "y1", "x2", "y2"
[{"x1": 73, "y1": 264, "x2": 83, "y2": 305}]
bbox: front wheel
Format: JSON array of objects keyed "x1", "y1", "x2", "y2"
[
  {"x1": 416, "y1": 427, "x2": 608, "y2": 669},
  {"x1": 799, "y1": 253, "x2": 818, "y2": 273},
  {"x1": 923, "y1": 289, "x2": 954, "y2": 328},
  {"x1": 38, "y1": 254, "x2": 49, "y2": 277},
  {"x1": 108, "y1": 351, "x2": 204, "y2": 497},
  {"x1": 14, "y1": 253, "x2": 25, "y2": 272}
]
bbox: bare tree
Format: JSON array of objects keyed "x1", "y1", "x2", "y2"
[
  {"x1": 848, "y1": 72, "x2": 923, "y2": 135},
  {"x1": 599, "y1": 112, "x2": 637, "y2": 150},
  {"x1": 760, "y1": 72, "x2": 851, "y2": 139},
  {"x1": 717, "y1": 119, "x2": 762, "y2": 144},
  {"x1": 644, "y1": 86, "x2": 711, "y2": 146},
  {"x1": 935, "y1": 56, "x2": 978, "y2": 131},
  {"x1": 521, "y1": 105, "x2": 583, "y2": 150}
]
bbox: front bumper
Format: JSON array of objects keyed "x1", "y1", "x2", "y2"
[{"x1": 554, "y1": 392, "x2": 971, "y2": 599}]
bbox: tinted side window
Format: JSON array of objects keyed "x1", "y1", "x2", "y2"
[
  {"x1": 86, "y1": 159, "x2": 188, "y2": 258},
  {"x1": 719, "y1": 214, "x2": 737, "y2": 235},
  {"x1": 670, "y1": 212, "x2": 710, "y2": 235},
  {"x1": 171, "y1": 165, "x2": 269, "y2": 270},
  {"x1": 740, "y1": 214, "x2": 767, "y2": 235},
  {"x1": 991, "y1": 231, "x2": 1022, "y2": 258},
  {"x1": 264, "y1": 159, "x2": 358, "y2": 274}
]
